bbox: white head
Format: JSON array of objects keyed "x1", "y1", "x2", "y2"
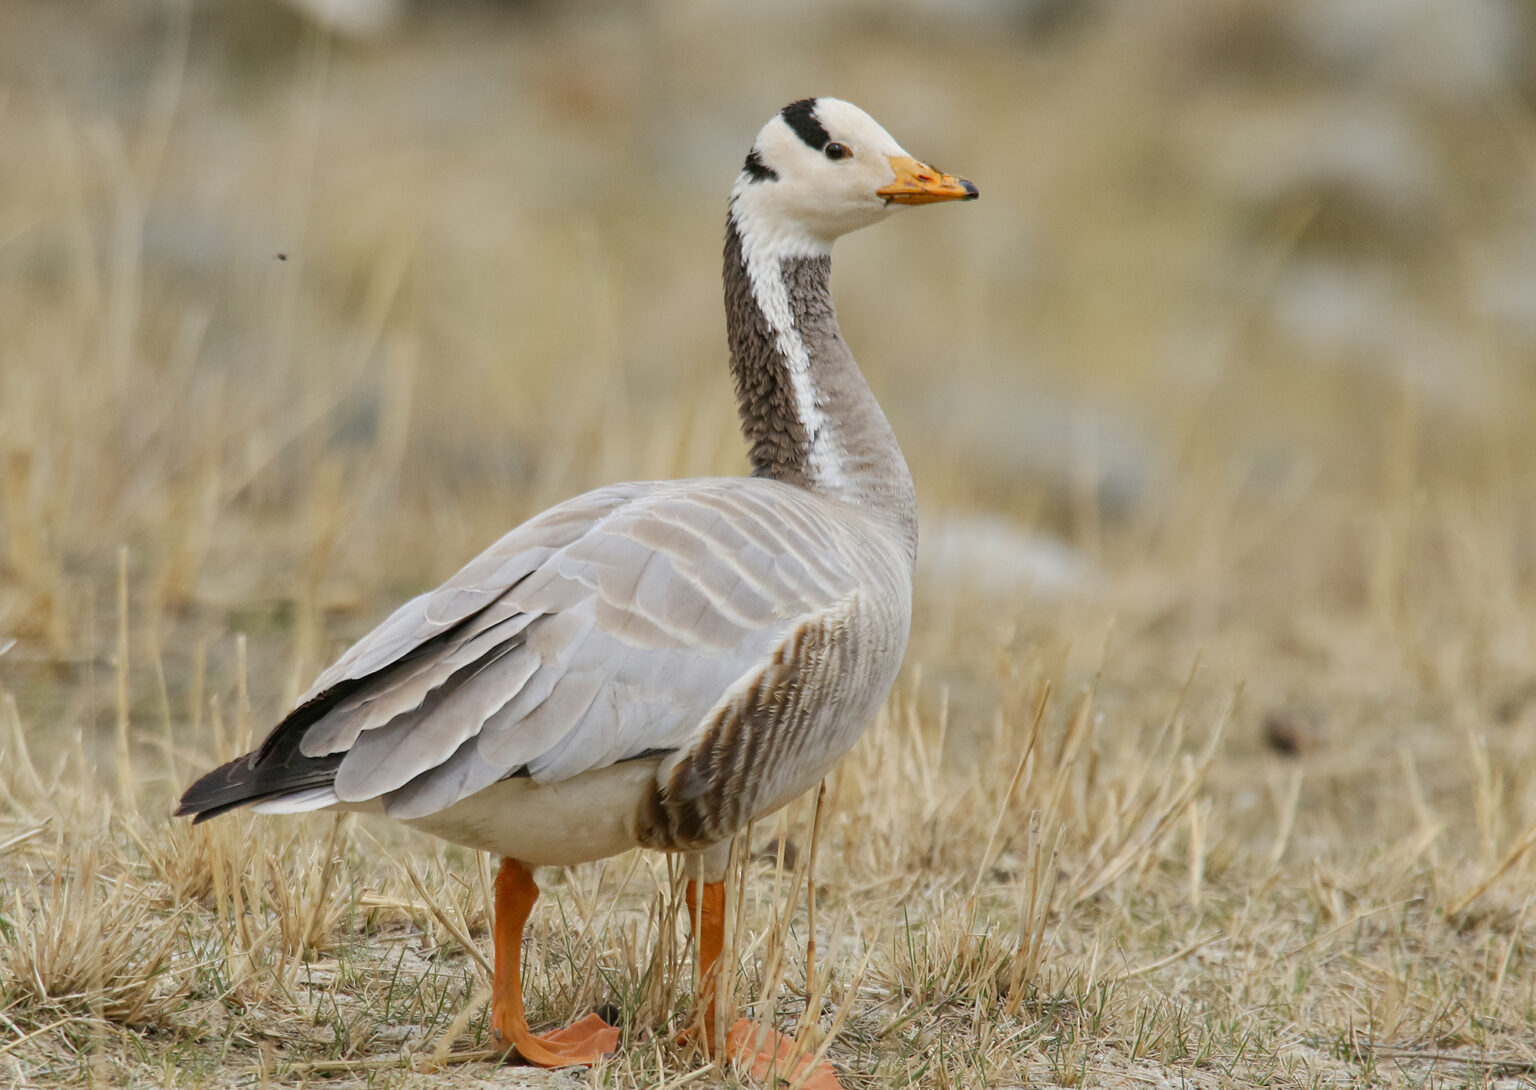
[{"x1": 730, "y1": 98, "x2": 977, "y2": 259}]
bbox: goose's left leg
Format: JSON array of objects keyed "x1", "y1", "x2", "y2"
[
  {"x1": 684, "y1": 858, "x2": 843, "y2": 1089},
  {"x1": 491, "y1": 858, "x2": 619, "y2": 1066}
]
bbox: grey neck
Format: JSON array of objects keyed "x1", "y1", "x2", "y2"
[{"x1": 722, "y1": 211, "x2": 917, "y2": 563}]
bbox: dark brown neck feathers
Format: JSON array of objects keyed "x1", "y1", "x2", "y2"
[{"x1": 722, "y1": 212, "x2": 917, "y2": 560}]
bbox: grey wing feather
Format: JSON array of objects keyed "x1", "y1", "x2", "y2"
[
  {"x1": 263, "y1": 479, "x2": 872, "y2": 820},
  {"x1": 298, "y1": 484, "x2": 645, "y2": 705}
]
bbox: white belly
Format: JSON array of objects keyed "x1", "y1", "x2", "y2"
[{"x1": 395, "y1": 758, "x2": 661, "y2": 866}]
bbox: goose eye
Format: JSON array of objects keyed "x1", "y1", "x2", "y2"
[{"x1": 824, "y1": 142, "x2": 851, "y2": 162}]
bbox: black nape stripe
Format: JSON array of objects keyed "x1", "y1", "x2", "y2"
[
  {"x1": 743, "y1": 148, "x2": 778, "y2": 182},
  {"x1": 780, "y1": 98, "x2": 830, "y2": 150}
]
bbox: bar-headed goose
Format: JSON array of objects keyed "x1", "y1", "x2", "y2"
[{"x1": 179, "y1": 98, "x2": 976, "y2": 1086}]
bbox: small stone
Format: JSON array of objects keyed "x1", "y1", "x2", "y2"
[{"x1": 1262, "y1": 710, "x2": 1325, "y2": 757}]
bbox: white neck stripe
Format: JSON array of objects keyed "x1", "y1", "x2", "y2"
[{"x1": 729, "y1": 184, "x2": 847, "y2": 491}]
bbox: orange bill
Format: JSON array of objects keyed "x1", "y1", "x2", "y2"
[{"x1": 877, "y1": 155, "x2": 979, "y2": 204}]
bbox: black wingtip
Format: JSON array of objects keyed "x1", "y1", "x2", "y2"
[
  {"x1": 173, "y1": 751, "x2": 338, "y2": 824},
  {"x1": 174, "y1": 756, "x2": 245, "y2": 822},
  {"x1": 172, "y1": 797, "x2": 224, "y2": 823},
  {"x1": 187, "y1": 803, "x2": 239, "y2": 824}
]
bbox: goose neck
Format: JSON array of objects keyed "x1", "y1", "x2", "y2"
[{"x1": 722, "y1": 209, "x2": 917, "y2": 559}]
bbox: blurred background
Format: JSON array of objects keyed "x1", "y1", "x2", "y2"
[{"x1": 1, "y1": 0, "x2": 1534, "y2": 767}]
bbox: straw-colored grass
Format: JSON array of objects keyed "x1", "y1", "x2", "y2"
[{"x1": 3, "y1": 1, "x2": 1536, "y2": 1086}]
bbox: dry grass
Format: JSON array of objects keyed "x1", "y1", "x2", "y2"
[{"x1": 4, "y1": 1, "x2": 1536, "y2": 1087}]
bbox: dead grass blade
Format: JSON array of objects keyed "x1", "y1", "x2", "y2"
[
  {"x1": 1447, "y1": 810, "x2": 1536, "y2": 919},
  {"x1": 403, "y1": 860, "x2": 492, "y2": 979}
]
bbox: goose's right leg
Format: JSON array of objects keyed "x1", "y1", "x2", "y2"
[{"x1": 491, "y1": 858, "x2": 619, "y2": 1066}]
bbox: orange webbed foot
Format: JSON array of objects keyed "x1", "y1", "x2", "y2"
[
  {"x1": 493, "y1": 1010, "x2": 619, "y2": 1067},
  {"x1": 725, "y1": 1018, "x2": 843, "y2": 1089}
]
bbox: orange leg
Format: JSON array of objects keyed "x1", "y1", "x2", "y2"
[
  {"x1": 685, "y1": 878, "x2": 843, "y2": 1090},
  {"x1": 491, "y1": 858, "x2": 619, "y2": 1067},
  {"x1": 684, "y1": 878, "x2": 728, "y2": 1050}
]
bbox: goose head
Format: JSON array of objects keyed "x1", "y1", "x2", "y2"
[{"x1": 731, "y1": 97, "x2": 978, "y2": 256}]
